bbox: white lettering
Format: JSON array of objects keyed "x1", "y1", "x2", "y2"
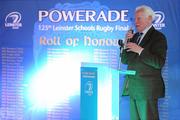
[
  {"x1": 39, "y1": 10, "x2": 49, "y2": 22},
  {"x1": 38, "y1": 10, "x2": 129, "y2": 22},
  {"x1": 49, "y1": 10, "x2": 62, "y2": 22},
  {"x1": 121, "y1": 10, "x2": 128, "y2": 21},
  {"x1": 62, "y1": 11, "x2": 76, "y2": 21},
  {"x1": 108, "y1": 10, "x2": 120, "y2": 22},
  {"x1": 97, "y1": 11, "x2": 107, "y2": 21},
  {"x1": 85, "y1": 10, "x2": 96, "y2": 21},
  {"x1": 76, "y1": 10, "x2": 85, "y2": 21}
]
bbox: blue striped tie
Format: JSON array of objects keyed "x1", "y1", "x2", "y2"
[{"x1": 136, "y1": 33, "x2": 143, "y2": 44}]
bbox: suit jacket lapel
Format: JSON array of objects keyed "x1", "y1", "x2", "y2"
[{"x1": 139, "y1": 26, "x2": 155, "y2": 47}]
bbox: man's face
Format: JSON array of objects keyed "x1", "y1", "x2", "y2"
[{"x1": 135, "y1": 10, "x2": 151, "y2": 32}]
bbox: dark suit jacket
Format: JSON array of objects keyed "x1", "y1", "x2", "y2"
[{"x1": 121, "y1": 26, "x2": 167, "y2": 100}]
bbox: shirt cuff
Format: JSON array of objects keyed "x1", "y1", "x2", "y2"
[{"x1": 138, "y1": 48, "x2": 144, "y2": 55}]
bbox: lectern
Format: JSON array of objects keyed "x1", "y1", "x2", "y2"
[{"x1": 80, "y1": 62, "x2": 136, "y2": 120}]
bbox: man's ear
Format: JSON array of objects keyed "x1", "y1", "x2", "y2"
[{"x1": 148, "y1": 16, "x2": 153, "y2": 22}]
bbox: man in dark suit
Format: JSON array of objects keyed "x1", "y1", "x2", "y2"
[{"x1": 121, "y1": 5, "x2": 167, "y2": 120}]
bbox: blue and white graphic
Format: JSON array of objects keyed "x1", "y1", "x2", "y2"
[
  {"x1": 5, "y1": 11, "x2": 22, "y2": 29},
  {"x1": 153, "y1": 11, "x2": 165, "y2": 30}
]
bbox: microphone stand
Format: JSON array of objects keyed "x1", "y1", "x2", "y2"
[
  {"x1": 118, "y1": 39, "x2": 124, "y2": 70},
  {"x1": 118, "y1": 39, "x2": 136, "y2": 75}
]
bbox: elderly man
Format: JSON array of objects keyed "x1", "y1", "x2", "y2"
[{"x1": 121, "y1": 5, "x2": 167, "y2": 120}]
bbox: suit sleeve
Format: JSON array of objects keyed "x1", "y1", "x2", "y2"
[
  {"x1": 121, "y1": 49, "x2": 137, "y2": 65},
  {"x1": 140, "y1": 33, "x2": 167, "y2": 69}
]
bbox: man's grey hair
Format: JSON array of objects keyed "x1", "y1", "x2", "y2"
[{"x1": 136, "y1": 5, "x2": 155, "y2": 21}]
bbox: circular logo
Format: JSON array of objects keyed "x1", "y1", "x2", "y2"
[
  {"x1": 85, "y1": 81, "x2": 93, "y2": 96},
  {"x1": 5, "y1": 11, "x2": 22, "y2": 29},
  {"x1": 154, "y1": 11, "x2": 165, "y2": 24}
]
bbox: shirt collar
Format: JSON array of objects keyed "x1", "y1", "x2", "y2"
[
  {"x1": 139, "y1": 24, "x2": 153, "y2": 41},
  {"x1": 141, "y1": 24, "x2": 153, "y2": 35}
]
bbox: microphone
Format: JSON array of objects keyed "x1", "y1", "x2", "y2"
[
  {"x1": 118, "y1": 39, "x2": 124, "y2": 48},
  {"x1": 118, "y1": 28, "x2": 134, "y2": 50},
  {"x1": 128, "y1": 17, "x2": 134, "y2": 42}
]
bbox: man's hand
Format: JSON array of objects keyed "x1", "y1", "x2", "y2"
[
  {"x1": 124, "y1": 29, "x2": 134, "y2": 49},
  {"x1": 125, "y1": 42, "x2": 144, "y2": 55}
]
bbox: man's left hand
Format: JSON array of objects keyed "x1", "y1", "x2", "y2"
[{"x1": 125, "y1": 42, "x2": 144, "y2": 55}]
